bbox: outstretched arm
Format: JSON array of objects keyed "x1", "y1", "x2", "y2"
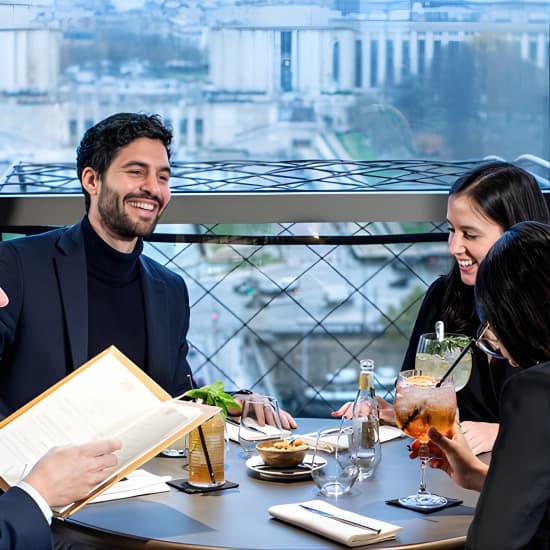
[
  {"x1": 331, "y1": 397, "x2": 396, "y2": 425},
  {"x1": 229, "y1": 392, "x2": 297, "y2": 431}
]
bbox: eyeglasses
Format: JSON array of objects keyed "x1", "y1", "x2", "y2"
[{"x1": 475, "y1": 322, "x2": 505, "y2": 360}]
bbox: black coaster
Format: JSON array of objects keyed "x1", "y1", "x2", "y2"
[
  {"x1": 386, "y1": 496, "x2": 462, "y2": 514},
  {"x1": 167, "y1": 478, "x2": 239, "y2": 494}
]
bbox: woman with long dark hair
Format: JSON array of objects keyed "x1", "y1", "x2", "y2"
[
  {"x1": 334, "y1": 161, "x2": 550, "y2": 454},
  {"x1": 400, "y1": 161, "x2": 549, "y2": 452},
  {"x1": 428, "y1": 221, "x2": 550, "y2": 549}
]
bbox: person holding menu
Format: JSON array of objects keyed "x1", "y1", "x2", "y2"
[
  {"x1": 0, "y1": 286, "x2": 121, "y2": 550},
  {"x1": 0, "y1": 113, "x2": 187, "y2": 419},
  {"x1": 0, "y1": 113, "x2": 296, "y2": 429}
]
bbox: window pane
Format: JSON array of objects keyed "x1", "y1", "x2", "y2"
[{"x1": 0, "y1": 1, "x2": 546, "y2": 162}]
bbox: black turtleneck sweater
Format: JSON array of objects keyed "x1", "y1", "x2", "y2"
[{"x1": 82, "y1": 216, "x2": 147, "y2": 370}]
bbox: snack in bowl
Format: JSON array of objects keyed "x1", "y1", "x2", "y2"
[{"x1": 256, "y1": 438, "x2": 308, "y2": 468}]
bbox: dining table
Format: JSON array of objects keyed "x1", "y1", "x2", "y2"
[{"x1": 52, "y1": 418, "x2": 482, "y2": 549}]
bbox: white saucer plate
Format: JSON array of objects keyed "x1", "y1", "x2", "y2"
[{"x1": 246, "y1": 453, "x2": 327, "y2": 481}]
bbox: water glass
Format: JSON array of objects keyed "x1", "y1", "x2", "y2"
[
  {"x1": 238, "y1": 396, "x2": 283, "y2": 457},
  {"x1": 310, "y1": 424, "x2": 359, "y2": 497},
  {"x1": 159, "y1": 433, "x2": 188, "y2": 458}
]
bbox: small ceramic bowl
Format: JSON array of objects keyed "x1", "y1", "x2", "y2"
[{"x1": 256, "y1": 439, "x2": 308, "y2": 468}]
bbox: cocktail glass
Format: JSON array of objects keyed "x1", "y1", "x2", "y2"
[
  {"x1": 415, "y1": 333, "x2": 472, "y2": 391},
  {"x1": 393, "y1": 369, "x2": 457, "y2": 508}
]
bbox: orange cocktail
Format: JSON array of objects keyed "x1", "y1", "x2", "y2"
[
  {"x1": 394, "y1": 373, "x2": 456, "y2": 443},
  {"x1": 393, "y1": 370, "x2": 457, "y2": 509}
]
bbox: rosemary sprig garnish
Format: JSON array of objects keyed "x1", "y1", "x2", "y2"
[{"x1": 425, "y1": 335, "x2": 470, "y2": 355}]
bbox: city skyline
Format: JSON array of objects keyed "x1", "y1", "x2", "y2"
[{"x1": 0, "y1": 0, "x2": 548, "y2": 165}]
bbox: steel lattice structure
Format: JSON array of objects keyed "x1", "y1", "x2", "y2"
[{"x1": 1, "y1": 158, "x2": 493, "y2": 194}]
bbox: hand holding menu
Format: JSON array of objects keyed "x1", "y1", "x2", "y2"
[{"x1": 0, "y1": 346, "x2": 218, "y2": 517}]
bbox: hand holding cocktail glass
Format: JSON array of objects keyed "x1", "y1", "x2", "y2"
[{"x1": 393, "y1": 370, "x2": 457, "y2": 509}]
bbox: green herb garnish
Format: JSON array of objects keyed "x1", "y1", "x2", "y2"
[
  {"x1": 184, "y1": 380, "x2": 240, "y2": 419},
  {"x1": 425, "y1": 335, "x2": 470, "y2": 355}
]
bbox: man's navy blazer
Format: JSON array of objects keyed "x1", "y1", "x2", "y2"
[
  {"x1": 0, "y1": 220, "x2": 193, "y2": 416},
  {"x1": 0, "y1": 487, "x2": 51, "y2": 549}
]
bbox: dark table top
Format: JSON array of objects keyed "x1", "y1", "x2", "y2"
[{"x1": 54, "y1": 419, "x2": 480, "y2": 549}]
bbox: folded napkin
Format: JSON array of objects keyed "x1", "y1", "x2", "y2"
[
  {"x1": 379, "y1": 425, "x2": 405, "y2": 442},
  {"x1": 268, "y1": 499, "x2": 402, "y2": 547},
  {"x1": 225, "y1": 419, "x2": 291, "y2": 442},
  {"x1": 299, "y1": 425, "x2": 404, "y2": 453},
  {"x1": 298, "y1": 431, "x2": 345, "y2": 453},
  {"x1": 89, "y1": 470, "x2": 171, "y2": 504}
]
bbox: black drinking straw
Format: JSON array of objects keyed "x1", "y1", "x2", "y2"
[
  {"x1": 198, "y1": 424, "x2": 217, "y2": 484},
  {"x1": 435, "y1": 339, "x2": 475, "y2": 388},
  {"x1": 187, "y1": 375, "x2": 217, "y2": 484}
]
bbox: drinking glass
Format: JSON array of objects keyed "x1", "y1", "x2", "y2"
[
  {"x1": 238, "y1": 396, "x2": 283, "y2": 457},
  {"x1": 188, "y1": 413, "x2": 225, "y2": 487},
  {"x1": 415, "y1": 333, "x2": 472, "y2": 391},
  {"x1": 393, "y1": 370, "x2": 457, "y2": 508},
  {"x1": 310, "y1": 423, "x2": 359, "y2": 497},
  {"x1": 159, "y1": 434, "x2": 188, "y2": 458}
]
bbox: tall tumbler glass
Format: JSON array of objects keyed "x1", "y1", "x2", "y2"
[{"x1": 188, "y1": 412, "x2": 226, "y2": 487}]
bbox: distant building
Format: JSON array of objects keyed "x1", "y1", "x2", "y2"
[
  {"x1": 209, "y1": 4, "x2": 548, "y2": 95},
  {"x1": 0, "y1": 28, "x2": 60, "y2": 94},
  {"x1": 203, "y1": 3, "x2": 547, "y2": 152},
  {"x1": 0, "y1": 1, "x2": 547, "y2": 159}
]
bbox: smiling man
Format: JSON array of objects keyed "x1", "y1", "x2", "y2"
[
  {"x1": 0, "y1": 113, "x2": 194, "y2": 417},
  {"x1": 0, "y1": 113, "x2": 297, "y2": 431}
]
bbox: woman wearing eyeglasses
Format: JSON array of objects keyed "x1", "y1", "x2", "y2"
[
  {"x1": 334, "y1": 162, "x2": 550, "y2": 454},
  {"x1": 427, "y1": 221, "x2": 550, "y2": 550}
]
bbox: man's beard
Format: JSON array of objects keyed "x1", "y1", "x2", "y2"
[{"x1": 97, "y1": 186, "x2": 162, "y2": 238}]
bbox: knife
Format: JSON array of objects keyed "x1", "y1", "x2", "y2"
[
  {"x1": 255, "y1": 460, "x2": 325, "y2": 470},
  {"x1": 298, "y1": 504, "x2": 381, "y2": 534}
]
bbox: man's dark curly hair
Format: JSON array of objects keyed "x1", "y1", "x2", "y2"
[{"x1": 76, "y1": 112, "x2": 173, "y2": 212}]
